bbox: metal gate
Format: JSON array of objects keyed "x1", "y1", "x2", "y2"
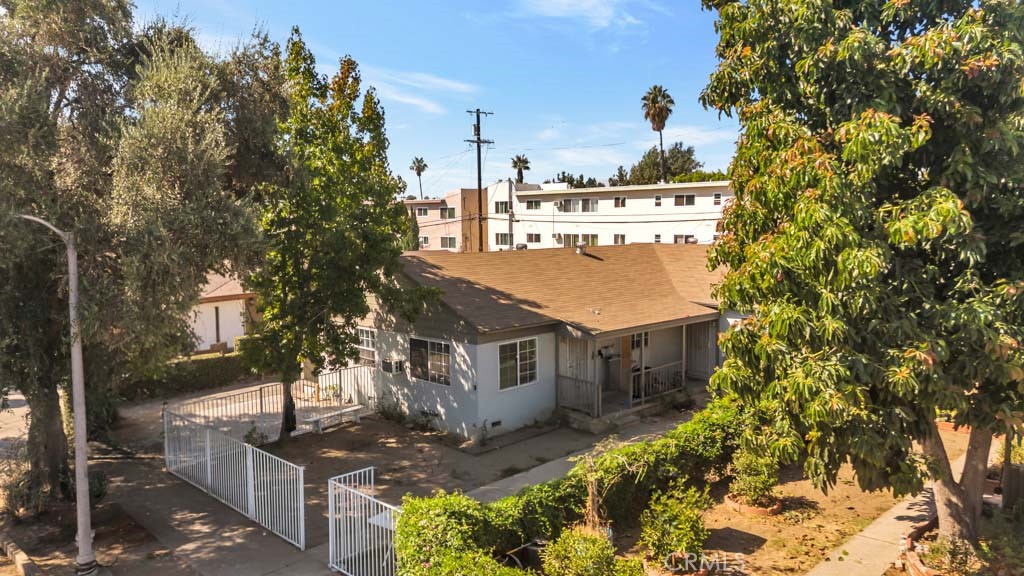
[
  {"x1": 164, "y1": 410, "x2": 306, "y2": 549},
  {"x1": 328, "y1": 467, "x2": 399, "y2": 575}
]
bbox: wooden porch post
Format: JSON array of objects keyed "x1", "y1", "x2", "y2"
[
  {"x1": 620, "y1": 335, "x2": 631, "y2": 411},
  {"x1": 592, "y1": 339, "x2": 600, "y2": 418},
  {"x1": 681, "y1": 324, "x2": 688, "y2": 382},
  {"x1": 639, "y1": 332, "x2": 646, "y2": 406}
]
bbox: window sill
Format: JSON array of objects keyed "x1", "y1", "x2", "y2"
[{"x1": 498, "y1": 379, "x2": 539, "y2": 393}]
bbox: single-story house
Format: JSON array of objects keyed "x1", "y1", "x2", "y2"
[
  {"x1": 355, "y1": 243, "x2": 731, "y2": 440},
  {"x1": 190, "y1": 273, "x2": 256, "y2": 352}
]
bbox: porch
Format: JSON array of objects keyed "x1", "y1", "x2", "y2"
[{"x1": 556, "y1": 318, "x2": 718, "y2": 418}]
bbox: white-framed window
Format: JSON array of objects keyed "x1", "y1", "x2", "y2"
[
  {"x1": 713, "y1": 193, "x2": 722, "y2": 206},
  {"x1": 415, "y1": 207, "x2": 429, "y2": 217},
  {"x1": 525, "y1": 200, "x2": 542, "y2": 210},
  {"x1": 674, "y1": 194, "x2": 695, "y2": 206},
  {"x1": 614, "y1": 196, "x2": 626, "y2": 208},
  {"x1": 614, "y1": 234, "x2": 626, "y2": 245},
  {"x1": 581, "y1": 234, "x2": 598, "y2": 246},
  {"x1": 654, "y1": 234, "x2": 661, "y2": 243},
  {"x1": 410, "y1": 337, "x2": 451, "y2": 385},
  {"x1": 419, "y1": 236, "x2": 429, "y2": 246},
  {"x1": 563, "y1": 234, "x2": 579, "y2": 247},
  {"x1": 494, "y1": 201, "x2": 510, "y2": 214},
  {"x1": 654, "y1": 195, "x2": 662, "y2": 207},
  {"x1": 495, "y1": 232, "x2": 510, "y2": 245},
  {"x1": 526, "y1": 233, "x2": 541, "y2": 243},
  {"x1": 562, "y1": 199, "x2": 579, "y2": 213},
  {"x1": 674, "y1": 234, "x2": 695, "y2": 244},
  {"x1": 630, "y1": 331, "x2": 650, "y2": 349},
  {"x1": 356, "y1": 328, "x2": 376, "y2": 366},
  {"x1": 441, "y1": 236, "x2": 457, "y2": 248},
  {"x1": 499, "y1": 338, "x2": 537, "y2": 390},
  {"x1": 581, "y1": 198, "x2": 598, "y2": 212},
  {"x1": 441, "y1": 207, "x2": 456, "y2": 219}
]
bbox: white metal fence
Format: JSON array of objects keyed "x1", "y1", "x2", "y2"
[
  {"x1": 164, "y1": 410, "x2": 306, "y2": 549},
  {"x1": 328, "y1": 467, "x2": 399, "y2": 576},
  {"x1": 317, "y1": 365, "x2": 378, "y2": 410}
]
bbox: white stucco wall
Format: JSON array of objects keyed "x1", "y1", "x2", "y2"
[
  {"x1": 373, "y1": 329, "x2": 481, "y2": 439},
  {"x1": 191, "y1": 299, "x2": 246, "y2": 351},
  {"x1": 474, "y1": 332, "x2": 557, "y2": 436}
]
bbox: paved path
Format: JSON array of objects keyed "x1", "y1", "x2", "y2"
[
  {"x1": 0, "y1": 391, "x2": 29, "y2": 457},
  {"x1": 805, "y1": 443, "x2": 996, "y2": 576}
]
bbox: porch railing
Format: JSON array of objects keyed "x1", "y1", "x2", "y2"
[
  {"x1": 632, "y1": 360, "x2": 685, "y2": 405},
  {"x1": 557, "y1": 375, "x2": 599, "y2": 417}
]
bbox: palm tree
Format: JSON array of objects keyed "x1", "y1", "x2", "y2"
[
  {"x1": 511, "y1": 154, "x2": 531, "y2": 184},
  {"x1": 641, "y1": 85, "x2": 675, "y2": 183},
  {"x1": 409, "y1": 157, "x2": 428, "y2": 199}
]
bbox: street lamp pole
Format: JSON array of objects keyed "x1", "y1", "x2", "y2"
[{"x1": 17, "y1": 215, "x2": 97, "y2": 576}]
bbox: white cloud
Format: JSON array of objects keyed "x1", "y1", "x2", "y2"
[
  {"x1": 518, "y1": 0, "x2": 641, "y2": 29},
  {"x1": 537, "y1": 127, "x2": 561, "y2": 141},
  {"x1": 363, "y1": 67, "x2": 479, "y2": 94},
  {"x1": 657, "y1": 124, "x2": 738, "y2": 147},
  {"x1": 373, "y1": 83, "x2": 445, "y2": 115},
  {"x1": 553, "y1": 147, "x2": 631, "y2": 168}
]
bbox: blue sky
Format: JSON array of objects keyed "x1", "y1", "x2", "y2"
[{"x1": 133, "y1": 0, "x2": 738, "y2": 197}]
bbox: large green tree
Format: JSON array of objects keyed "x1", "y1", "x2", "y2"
[
  {"x1": 623, "y1": 142, "x2": 702, "y2": 185},
  {"x1": 0, "y1": 2, "x2": 259, "y2": 511},
  {"x1": 246, "y1": 29, "x2": 427, "y2": 439},
  {"x1": 704, "y1": 0, "x2": 1024, "y2": 542}
]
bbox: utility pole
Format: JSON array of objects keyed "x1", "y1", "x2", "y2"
[
  {"x1": 17, "y1": 215, "x2": 98, "y2": 576},
  {"x1": 465, "y1": 109, "x2": 493, "y2": 252}
]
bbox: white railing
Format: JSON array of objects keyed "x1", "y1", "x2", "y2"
[
  {"x1": 557, "y1": 375, "x2": 599, "y2": 417},
  {"x1": 329, "y1": 467, "x2": 399, "y2": 576},
  {"x1": 631, "y1": 360, "x2": 685, "y2": 405},
  {"x1": 318, "y1": 365, "x2": 378, "y2": 410},
  {"x1": 164, "y1": 410, "x2": 306, "y2": 549}
]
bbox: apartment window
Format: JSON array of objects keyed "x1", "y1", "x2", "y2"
[
  {"x1": 525, "y1": 200, "x2": 542, "y2": 210},
  {"x1": 562, "y1": 199, "x2": 579, "y2": 212},
  {"x1": 563, "y1": 234, "x2": 580, "y2": 247},
  {"x1": 494, "y1": 201, "x2": 510, "y2": 214},
  {"x1": 356, "y1": 328, "x2": 376, "y2": 366},
  {"x1": 410, "y1": 338, "x2": 451, "y2": 385},
  {"x1": 654, "y1": 195, "x2": 662, "y2": 207},
  {"x1": 613, "y1": 234, "x2": 626, "y2": 245},
  {"x1": 441, "y1": 207, "x2": 456, "y2": 219},
  {"x1": 581, "y1": 198, "x2": 598, "y2": 212},
  {"x1": 419, "y1": 236, "x2": 429, "y2": 247},
  {"x1": 415, "y1": 207, "x2": 429, "y2": 217},
  {"x1": 526, "y1": 233, "x2": 541, "y2": 243},
  {"x1": 581, "y1": 234, "x2": 598, "y2": 246},
  {"x1": 713, "y1": 193, "x2": 722, "y2": 206},
  {"x1": 674, "y1": 235, "x2": 696, "y2": 244},
  {"x1": 614, "y1": 196, "x2": 626, "y2": 208},
  {"x1": 630, "y1": 332, "x2": 650, "y2": 349},
  {"x1": 441, "y1": 236, "x2": 457, "y2": 249},
  {"x1": 674, "y1": 194, "x2": 696, "y2": 206},
  {"x1": 495, "y1": 232, "x2": 511, "y2": 245},
  {"x1": 499, "y1": 338, "x2": 537, "y2": 390},
  {"x1": 654, "y1": 234, "x2": 661, "y2": 243}
]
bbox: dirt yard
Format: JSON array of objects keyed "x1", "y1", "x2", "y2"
[{"x1": 616, "y1": 427, "x2": 970, "y2": 576}]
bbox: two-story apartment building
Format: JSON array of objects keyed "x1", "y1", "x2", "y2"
[{"x1": 487, "y1": 180, "x2": 733, "y2": 251}]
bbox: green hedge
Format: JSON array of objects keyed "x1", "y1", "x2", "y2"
[
  {"x1": 396, "y1": 396, "x2": 748, "y2": 575},
  {"x1": 121, "y1": 352, "x2": 252, "y2": 401}
]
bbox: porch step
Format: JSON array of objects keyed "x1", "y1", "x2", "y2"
[{"x1": 560, "y1": 401, "x2": 665, "y2": 434}]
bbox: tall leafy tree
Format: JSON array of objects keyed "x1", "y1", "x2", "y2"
[
  {"x1": 627, "y1": 142, "x2": 702, "y2": 185},
  {"x1": 608, "y1": 165, "x2": 631, "y2": 187},
  {"x1": 401, "y1": 207, "x2": 421, "y2": 251},
  {"x1": 409, "y1": 157, "x2": 428, "y2": 199},
  {"x1": 704, "y1": 0, "x2": 1024, "y2": 542},
  {"x1": 246, "y1": 29, "x2": 427, "y2": 439},
  {"x1": 0, "y1": 2, "x2": 256, "y2": 511},
  {"x1": 641, "y1": 84, "x2": 675, "y2": 183},
  {"x1": 511, "y1": 154, "x2": 531, "y2": 184}
]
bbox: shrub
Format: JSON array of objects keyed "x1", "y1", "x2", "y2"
[
  {"x1": 666, "y1": 395, "x2": 746, "y2": 480},
  {"x1": 426, "y1": 549, "x2": 532, "y2": 576},
  {"x1": 122, "y1": 352, "x2": 251, "y2": 401},
  {"x1": 396, "y1": 491, "x2": 493, "y2": 573},
  {"x1": 612, "y1": 557, "x2": 645, "y2": 576},
  {"x1": 542, "y1": 527, "x2": 616, "y2": 576},
  {"x1": 729, "y1": 449, "x2": 779, "y2": 507},
  {"x1": 639, "y1": 481, "x2": 712, "y2": 560}
]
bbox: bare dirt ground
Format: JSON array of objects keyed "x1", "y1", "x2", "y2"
[{"x1": 616, "y1": 427, "x2": 970, "y2": 576}]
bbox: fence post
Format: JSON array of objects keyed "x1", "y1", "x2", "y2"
[
  {"x1": 297, "y1": 466, "x2": 306, "y2": 550},
  {"x1": 204, "y1": 427, "x2": 212, "y2": 492},
  {"x1": 328, "y1": 479, "x2": 335, "y2": 567},
  {"x1": 246, "y1": 444, "x2": 256, "y2": 519},
  {"x1": 162, "y1": 407, "x2": 169, "y2": 472},
  {"x1": 259, "y1": 386, "x2": 265, "y2": 415}
]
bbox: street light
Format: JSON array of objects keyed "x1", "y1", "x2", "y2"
[{"x1": 17, "y1": 215, "x2": 97, "y2": 576}]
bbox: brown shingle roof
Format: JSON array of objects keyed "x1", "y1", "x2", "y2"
[{"x1": 400, "y1": 244, "x2": 723, "y2": 335}]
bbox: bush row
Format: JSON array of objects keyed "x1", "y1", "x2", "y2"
[
  {"x1": 395, "y1": 395, "x2": 748, "y2": 575},
  {"x1": 120, "y1": 351, "x2": 252, "y2": 401}
]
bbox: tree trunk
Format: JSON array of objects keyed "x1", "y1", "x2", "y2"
[
  {"x1": 960, "y1": 427, "x2": 993, "y2": 530},
  {"x1": 921, "y1": 420, "x2": 985, "y2": 542},
  {"x1": 658, "y1": 130, "x2": 666, "y2": 183},
  {"x1": 417, "y1": 174, "x2": 423, "y2": 199},
  {"x1": 279, "y1": 379, "x2": 296, "y2": 442},
  {"x1": 25, "y1": 382, "x2": 71, "y2": 513}
]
